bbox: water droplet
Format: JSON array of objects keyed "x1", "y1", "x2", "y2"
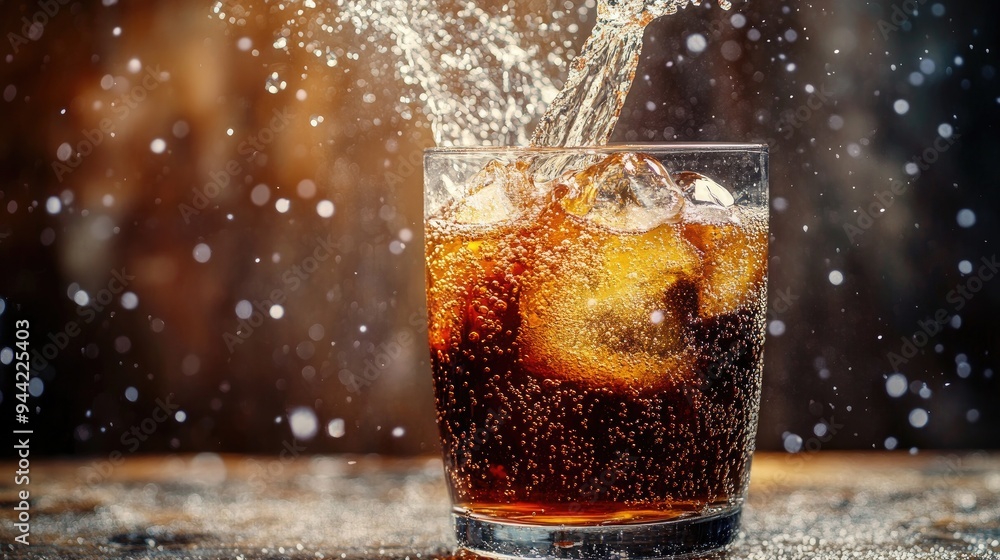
[
  {"x1": 289, "y1": 407, "x2": 318, "y2": 440},
  {"x1": 720, "y1": 40, "x2": 741, "y2": 61},
  {"x1": 56, "y1": 142, "x2": 72, "y2": 161},
  {"x1": 327, "y1": 418, "x2": 346, "y2": 438},
  {"x1": 265, "y1": 71, "x2": 286, "y2": 94},
  {"x1": 886, "y1": 373, "x2": 907, "y2": 398},
  {"x1": 182, "y1": 354, "x2": 201, "y2": 376},
  {"x1": 235, "y1": 300, "x2": 252, "y2": 319},
  {"x1": 114, "y1": 335, "x2": 131, "y2": 353},
  {"x1": 685, "y1": 33, "x2": 707, "y2": 53},
  {"x1": 908, "y1": 408, "x2": 929, "y2": 428},
  {"x1": 120, "y1": 291, "x2": 138, "y2": 309},
  {"x1": 297, "y1": 179, "x2": 316, "y2": 198},
  {"x1": 74, "y1": 290, "x2": 90, "y2": 306},
  {"x1": 956, "y1": 208, "x2": 975, "y2": 228},
  {"x1": 956, "y1": 362, "x2": 972, "y2": 378},
  {"x1": 316, "y1": 200, "x2": 335, "y2": 218},
  {"x1": 172, "y1": 120, "x2": 190, "y2": 138},
  {"x1": 193, "y1": 243, "x2": 212, "y2": 263},
  {"x1": 28, "y1": 378, "x2": 44, "y2": 397},
  {"x1": 308, "y1": 324, "x2": 325, "y2": 340},
  {"x1": 250, "y1": 184, "x2": 270, "y2": 206},
  {"x1": 783, "y1": 433, "x2": 803, "y2": 453}
]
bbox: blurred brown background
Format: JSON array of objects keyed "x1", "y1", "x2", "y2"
[{"x1": 1, "y1": 0, "x2": 998, "y2": 457}]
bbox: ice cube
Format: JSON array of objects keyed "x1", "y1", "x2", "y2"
[
  {"x1": 452, "y1": 183, "x2": 515, "y2": 225},
  {"x1": 517, "y1": 217, "x2": 702, "y2": 390},
  {"x1": 452, "y1": 160, "x2": 535, "y2": 225},
  {"x1": 558, "y1": 152, "x2": 685, "y2": 232},
  {"x1": 681, "y1": 207, "x2": 768, "y2": 317},
  {"x1": 674, "y1": 171, "x2": 736, "y2": 208}
]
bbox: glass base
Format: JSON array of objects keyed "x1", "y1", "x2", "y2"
[{"x1": 454, "y1": 507, "x2": 741, "y2": 559}]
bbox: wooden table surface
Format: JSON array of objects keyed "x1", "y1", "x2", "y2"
[{"x1": 1, "y1": 452, "x2": 998, "y2": 559}]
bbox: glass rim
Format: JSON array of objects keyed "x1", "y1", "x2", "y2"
[{"x1": 425, "y1": 142, "x2": 769, "y2": 155}]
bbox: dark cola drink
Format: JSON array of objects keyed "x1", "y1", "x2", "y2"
[{"x1": 424, "y1": 151, "x2": 767, "y2": 529}]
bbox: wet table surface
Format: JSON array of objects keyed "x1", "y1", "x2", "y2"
[{"x1": 1, "y1": 452, "x2": 998, "y2": 559}]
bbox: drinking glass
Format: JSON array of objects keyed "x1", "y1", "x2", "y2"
[{"x1": 423, "y1": 144, "x2": 768, "y2": 558}]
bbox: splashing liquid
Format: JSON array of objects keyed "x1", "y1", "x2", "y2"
[
  {"x1": 250, "y1": 0, "x2": 559, "y2": 146},
  {"x1": 531, "y1": 0, "x2": 732, "y2": 147},
  {"x1": 245, "y1": 0, "x2": 728, "y2": 147}
]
